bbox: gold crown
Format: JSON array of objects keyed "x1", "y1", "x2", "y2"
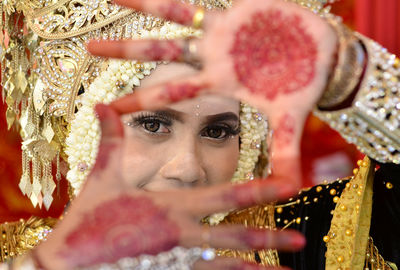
[
  {"x1": 0, "y1": 0, "x2": 235, "y2": 209},
  {"x1": 1, "y1": 0, "x2": 335, "y2": 122},
  {"x1": 0, "y1": 0, "x2": 331, "y2": 209}
]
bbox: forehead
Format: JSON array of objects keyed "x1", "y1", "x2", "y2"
[
  {"x1": 139, "y1": 62, "x2": 240, "y2": 115},
  {"x1": 167, "y1": 94, "x2": 240, "y2": 116}
]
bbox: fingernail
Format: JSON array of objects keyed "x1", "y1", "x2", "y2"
[
  {"x1": 277, "y1": 183, "x2": 297, "y2": 198},
  {"x1": 290, "y1": 234, "x2": 306, "y2": 249},
  {"x1": 86, "y1": 40, "x2": 102, "y2": 55},
  {"x1": 95, "y1": 103, "x2": 108, "y2": 121}
]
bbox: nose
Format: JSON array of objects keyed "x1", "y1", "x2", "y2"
[{"x1": 160, "y1": 137, "x2": 207, "y2": 186}]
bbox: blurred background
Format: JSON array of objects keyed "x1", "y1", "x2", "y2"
[{"x1": 1, "y1": 0, "x2": 400, "y2": 222}]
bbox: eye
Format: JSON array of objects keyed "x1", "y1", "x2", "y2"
[
  {"x1": 204, "y1": 127, "x2": 225, "y2": 139},
  {"x1": 143, "y1": 121, "x2": 161, "y2": 133},
  {"x1": 201, "y1": 124, "x2": 240, "y2": 140},
  {"x1": 127, "y1": 113, "x2": 172, "y2": 135},
  {"x1": 141, "y1": 119, "x2": 170, "y2": 134}
]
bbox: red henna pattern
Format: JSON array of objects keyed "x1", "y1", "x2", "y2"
[
  {"x1": 61, "y1": 195, "x2": 180, "y2": 267},
  {"x1": 93, "y1": 143, "x2": 117, "y2": 171},
  {"x1": 159, "y1": 3, "x2": 193, "y2": 25},
  {"x1": 274, "y1": 113, "x2": 295, "y2": 147},
  {"x1": 237, "y1": 228, "x2": 271, "y2": 250},
  {"x1": 159, "y1": 83, "x2": 204, "y2": 103},
  {"x1": 223, "y1": 181, "x2": 264, "y2": 208},
  {"x1": 230, "y1": 10, "x2": 317, "y2": 100},
  {"x1": 144, "y1": 41, "x2": 183, "y2": 61}
]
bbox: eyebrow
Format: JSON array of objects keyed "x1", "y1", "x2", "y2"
[
  {"x1": 153, "y1": 109, "x2": 184, "y2": 123},
  {"x1": 203, "y1": 112, "x2": 239, "y2": 124},
  {"x1": 150, "y1": 110, "x2": 239, "y2": 124}
]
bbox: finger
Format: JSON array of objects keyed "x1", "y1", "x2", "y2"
[
  {"x1": 270, "y1": 156, "x2": 302, "y2": 190},
  {"x1": 188, "y1": 179, "x2": 298, "y2": 216},
  {"x1": 194, "y1": 257, "x2": 291, "y2": 270},
  {"x1": 110, "y1": 75, "x2": 209, "y2": 114},
  {"x1": 114, "y1": 0, "x2": 198, "y2": 26},
  {"x1": 88, "y1": 39, "x2": 200, "y2": 62},
  {"x1": 91, "y1": 103, "x2": 124, "y2": 174},
  {"x1": 268, "y1": 113, "x2": 305, "y2": 189},
  {"x1": 183, "y1": 225, "x2": 305, "y2": 252}
]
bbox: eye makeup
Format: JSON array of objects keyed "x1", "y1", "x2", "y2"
[
  {"x1": 200, "y1": 112, "x2": 240, "y2": 141},
  {"x1": 128, "y1": 111, "x2": 173, "y2": 127},
  {"x1": 126, "y1": 110, "x2": 240, "y2": 140},
  {"x1": 126, "y1": 111, "x2": 173, "y2": 135}
]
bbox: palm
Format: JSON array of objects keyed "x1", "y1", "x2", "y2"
[{"x1": 199, "y1": 0, "x2": 336, "y2": 155}]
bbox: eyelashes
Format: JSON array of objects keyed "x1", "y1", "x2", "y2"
[
  {"x1": 128, "y1": 112, "x2": 172, "y2": 127},
  {"x1": 127, "y1": 112, "x2": 240, "y2": 140},
  {"x1": 202, "y1": 124, "x2": 240, "y2": 139}
]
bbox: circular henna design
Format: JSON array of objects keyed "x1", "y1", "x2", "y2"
[
  {"x1": 230, "y1": 10, "x2": 317, "y2": 100},
  {"x1": 274, "y1": 113, "x2": 295, "y2": 147},
  {"x1": 61, "y1": 196, "x2": 179, "y2": 266}
]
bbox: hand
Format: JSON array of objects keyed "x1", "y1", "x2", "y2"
[
  {"x1": 34, "y1": 104, "x2": 304, "y2": 270},
  {"x1": 88, "y1": 0, "x2": 338, "y2": 188}
]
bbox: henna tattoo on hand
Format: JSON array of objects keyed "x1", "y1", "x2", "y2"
[
  {"x1": 144, "y1": 41, "x2": 183, "y2": 61},
  {"x1": 237, "y1": 228, "x2": 276, "y2": 250},
  {"x1": 274, "y1": 113, "x2": 296, "y2": 148},
  {"x1": 92, "y1": 143, "x2": 117, "y2": 171},
  {"x1": 61, "y1": 195, "x2": 180, "y2": 267},
  {"x1": 158, "y1": 83, "x2": 204, "y2": 103},
  {"x1": 230, "y1": 10, "x2": 317, "y2": 100},
  {"x1": 159, "y1": 3, "x2": 193, "y2": 25},
  {"x1": 223, "y1": 181, "x2": 265, "y2": 208}
]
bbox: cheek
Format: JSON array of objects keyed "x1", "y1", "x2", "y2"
[
  {"x1": 120, "y1": 130, "x2": 164, "y2": 187},
  {"x1": 203, "y1": 137, "x2": 240, "y2": 185}
]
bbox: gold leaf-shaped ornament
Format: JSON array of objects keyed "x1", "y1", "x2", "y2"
[
  {"x1": 6, "y1": 107, "x2": 16, "y2": 129},
  {"x1": 42, "y1": 123, "x2": 55, "y2": 143},
  {"x1": 16, "y1": 68, "x2": 29, "y2": 94},
  {"x1": 33, "y1": 79, "x2": 47, "y2": 114},
  {"x1": 18, "y1": 174, "x2": 32, "y2": 197},
  {"x1": 22, "y1": 138, "x2": 58, "y2": 161}
]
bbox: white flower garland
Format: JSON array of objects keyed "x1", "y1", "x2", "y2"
[
  {"x1": 208, "y1": 104, "x2": 268, "y2": 225},
  {"x1": 65, "y1": 23, "x2": 194, "y2": 195},
  {"x1": 231, "y1": 103, "x2": 268, "y2": 183},
  {"x1": 65, "y1": 59, "x2": 156, "y2": 193}
]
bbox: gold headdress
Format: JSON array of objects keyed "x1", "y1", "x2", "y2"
[
  {"x1": 1, "y1": 0, "x2": 271, "y2": 210},
  {"x1": 0, "y1": 0, "x2": 337, "y2": 267},
  {"x1": 0, "y1": 0, "x2": 337, "y2": 210}
]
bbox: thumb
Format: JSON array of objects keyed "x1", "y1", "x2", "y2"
[
  {"x1": 92, "y1": 103, "x2": 124, "y2": 173},
  {"x1": 110, "y1": 74, "x2": 208, "y2": 114}
]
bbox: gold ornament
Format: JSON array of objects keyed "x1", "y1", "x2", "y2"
[
  {"x1": 1, "y1": 0, "x2": 340, "y2": 267},
  {"x1": 192, "y1": 8, "x2": 205, "y2": 29}
]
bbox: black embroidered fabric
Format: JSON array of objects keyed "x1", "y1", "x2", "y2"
[{"x1": 275, "y1": 163, "x2": 400, "y2": 269}]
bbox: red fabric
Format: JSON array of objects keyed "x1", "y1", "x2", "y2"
[
  {"x1": 0, "y1": 104, "x2": 69, "y2": 222},
  {"x1": 355, "y1": 0, "x2": 400, "y2": 55},
  {"x1": 301, "y1": 0, "x2": 400, "y2": 187}
]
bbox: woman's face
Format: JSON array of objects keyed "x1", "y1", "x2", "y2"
[{"x1": 120, "y1": 63, "x2": 240, "y2": 191}]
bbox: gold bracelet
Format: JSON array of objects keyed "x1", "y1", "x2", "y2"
[{"x1": 317, "y1": 17, "x2": 366, "y2": 110}]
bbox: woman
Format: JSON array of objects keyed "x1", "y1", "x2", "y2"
[
  {"x1": 1, "y1": 0, "x2": 398, "y2": 269},
  {"x1": 87, "y1": 0, "x2": 400, "y2": 269},
  {"x1": 0, "y1": 0, "x2": 306, "y2": 269}
]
